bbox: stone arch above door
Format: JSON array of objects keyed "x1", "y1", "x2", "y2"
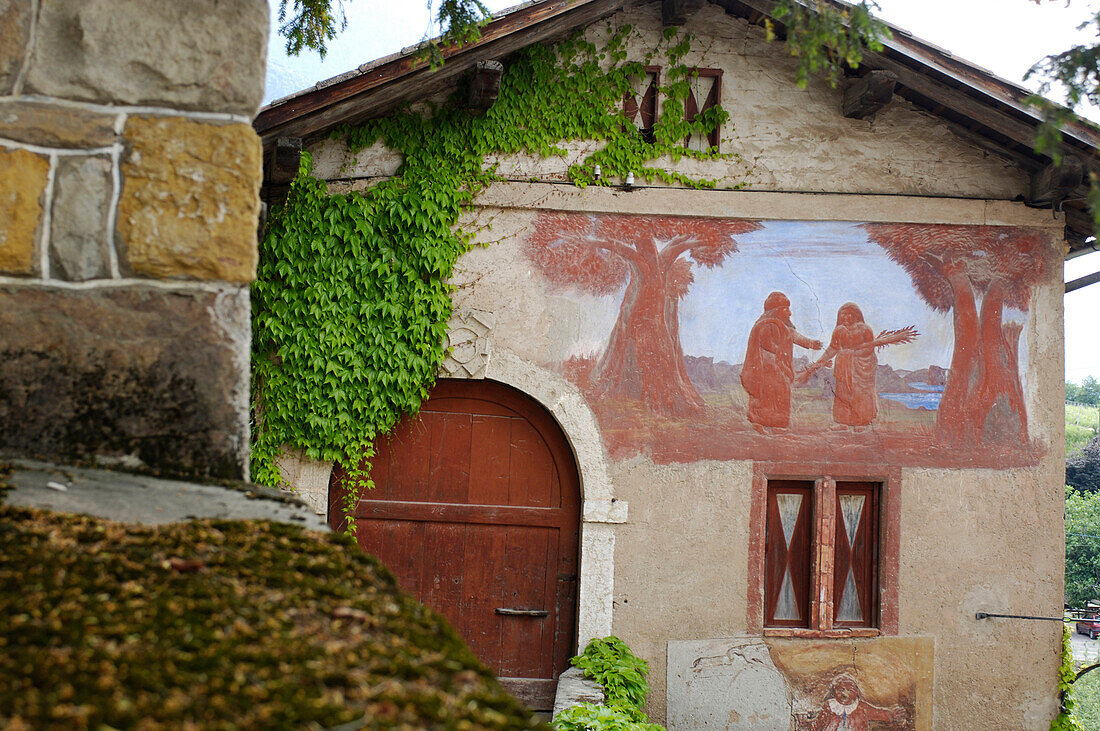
[{"x1": 330, "y1": 378, "x2": 581, "y2": 708}]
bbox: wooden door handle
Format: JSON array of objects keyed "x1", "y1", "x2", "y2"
[{"x1": 495, "y1": 608, "x2": 549, "y2": 617}]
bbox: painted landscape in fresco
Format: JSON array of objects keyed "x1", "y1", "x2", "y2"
[{"x1": 526, "y1": 212, "x2": 1052, "y2": 467}]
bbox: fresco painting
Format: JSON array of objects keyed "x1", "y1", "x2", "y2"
[
  {"x1": 527, "y1": 212, "x2": 1051, "y2": 467},
  {"x1": 796, "y1": 674, "x2": 905, "y2": 730},
  {"x1": 667, "y1": 637, "x2": 932, "y2": 730},
  {"x1": 527, "y1": 213, "x2": 762, "y2": 417},
  {"x1": 769, "y1": 637, "x2": 933, "y2": 731}
]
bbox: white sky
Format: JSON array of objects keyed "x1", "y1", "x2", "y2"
[{"x1": 263, "y1": 0, "x2": 1100, "y2": 384}]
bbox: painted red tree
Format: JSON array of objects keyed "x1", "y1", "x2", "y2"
[
  {"x1": 528, "y1": 212, "x2": 762, "y2": 416},
  {"x1": 863, "y1": 224, "x2": 1051, "y2": 446}
]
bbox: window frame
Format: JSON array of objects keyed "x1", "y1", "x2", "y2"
[
  {"x1": 622, "y1": 65, "x2": 662, "y2": 144},
  {"x1": 682, "y1": 67, "x2": 723, "y2": 150},
  {"x1": 748, "y1": 463, "x2": 900, "y2": 638},
  {"x1": 621, "y1": 65, "x2": 724, "y2": 150}
]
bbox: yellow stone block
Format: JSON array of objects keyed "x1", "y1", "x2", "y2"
[
  {"x1": 118, "y1": 116, "x2": 261, "y2": 282},
  {"x1": 0, "y1": 147, "x2": 49, "y2": 275}
]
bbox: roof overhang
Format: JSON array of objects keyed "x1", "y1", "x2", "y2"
[
  {"x1": 254, "y1": 0, "x2": 625, "y2": 145},
  {"x1": 255, "y1": 0, "x2": 1100, "y2": 252}
]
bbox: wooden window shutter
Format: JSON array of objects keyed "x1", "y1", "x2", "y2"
[
  {"x1": 623, "y1": 66, "x2": 660, "y2": 143},
  {"x1": 764, "y1": 481, "x2": 813, "y2": 627},
  {"x1": 683, "y1": 68, "x2": 722, "y2": 150},
  {"x1": 832, "y1": 482, "x2": 879, "y2": 628}
]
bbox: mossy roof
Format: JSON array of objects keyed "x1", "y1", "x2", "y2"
[{"x1": 0, "y1": 505, "x2": 546, "y2": 729}]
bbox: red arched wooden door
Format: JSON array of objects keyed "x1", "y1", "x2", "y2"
[{"x1": 329, "y1": 379, "x2": 581, "y2": 710}]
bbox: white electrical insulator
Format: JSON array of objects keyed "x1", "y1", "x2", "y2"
[
  {"x1": 625, "y1": 171, "x2": 634, "y2": 186},
  {"x1": 593, "y1": 164, "x2": 602, "y2": 179}
]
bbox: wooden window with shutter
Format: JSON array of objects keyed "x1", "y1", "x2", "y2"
[
  {"x1": 623, "y1": 65, "x2": 661, "y2": 144},
  {"x1": 764, "y1": 478, "x2": 880, "y2": 633},
  {"x1": 764, "y1": 481, "x2": 813, "y2": 628},
  {"x1": 683, "y1": 68, "x2": 722, "y2": 150},
  {"x1": 833, "y1": 482, "x2": 879, "y2": 629}
]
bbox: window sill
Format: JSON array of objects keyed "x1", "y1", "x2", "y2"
[{"x1": 763, "y1": 628, "x2": 880, "y2": 639}]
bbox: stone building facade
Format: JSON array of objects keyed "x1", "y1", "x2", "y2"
[
  {"x1": 0, "y1": 0, "x2": 267, "y2": 479},
  {"x1": 0, "y1": 0, "x2": 1072, "y2": 727},
  {"x1": 261, "y1": 1, "x2": 1076, "y2": 727}
]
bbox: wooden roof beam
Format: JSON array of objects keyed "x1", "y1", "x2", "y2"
[
  {"x1": 725, "y1": 0, "x2": 1094, "y2": 157},
  {"x1": 863, "y1": 51, "x2": 1044, "y2": 154},
  {"x1": 1028, "y1": 156, "x2": 1086, "y2": 207},
  {"x1": 1067, "y1": 269, "x2": 1100, "y2": 293},
  {"x1": 467, "y1": 60, "x2": 504, "y2": 112},
  {"x1": 255, "y1": 0, "x2": 625, "y2": 145},
  {"x1": 268, "y1": 136, "x2": 302, "y2": 185},
  {"x1": 663, "y1": 0, "x2": 687, "y2": 25},
  {"x1": 663, "y1": 0, "x2": 709, "y2": 26},
  {"x1": 842, "y1": 70, "x2": 897, "y2": 120}
]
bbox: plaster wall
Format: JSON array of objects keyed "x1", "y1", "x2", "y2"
[
  {"x1": 899, "y1": 463, "x2": 1066, "y2": 729},
  {"x1": 444, "y1": 187, "x2": 1065, "y2": 727}
]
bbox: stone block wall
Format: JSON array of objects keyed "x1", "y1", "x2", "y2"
[{"x1": 0, "y1": 0, "x2": 268, "y2": 479}]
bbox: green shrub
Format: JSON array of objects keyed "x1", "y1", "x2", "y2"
[
  {"x1": 554, "y1": 636, "x2": 664, "y2": 730},
  {"x1": 1053, "y1": 624, "x2": 1084, "y2": 731},
  {"x1": 570, "y1": 637, "x2": 651, "y2": 719},
  {"x1": 552, "y1": 702, "x2": 663, "y2": 731}
]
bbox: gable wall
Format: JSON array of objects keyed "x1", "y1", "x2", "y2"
[
  {"x1": 298, "y1": 2, "x2": 1062, "y2": 727},
  {"x1": 312, "y1": 1, "x2": 1028, "y2": 201}
]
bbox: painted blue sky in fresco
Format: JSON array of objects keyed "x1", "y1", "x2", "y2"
[
  {"x1": 679, "y1": 220, "x2": 957, "y2": 371},
  {"x1": 553, "y1": 220, "x2": 1032, "y2": 376}
]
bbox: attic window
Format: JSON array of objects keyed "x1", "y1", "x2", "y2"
[
  {"x1": 623, "y1": 66, "x2": 724, "y2": 150},
  {"x1": 623, "y1": 65, "x2": 661, "y2": 144},
  {"x1": 683, "y1": 68, "x2": 722, "y2": 150}
]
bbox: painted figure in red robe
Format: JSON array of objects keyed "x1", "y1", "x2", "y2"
[
  {"x1": 821, "y1": 303, "x2": 878, "y2": 427},
  {"x1": 740, "y1": 292, "x2": 822, "y2": 432},
  {"x1": 800, "y1": 304, "x2": 918, "y2": 428},
  {"x1": 799, "y1": 674, "x2": 907, "y2": 731}
]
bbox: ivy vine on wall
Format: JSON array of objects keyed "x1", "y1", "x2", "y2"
[{"x1": 251, "y1": 26, "x2": 748, "y2": 520}]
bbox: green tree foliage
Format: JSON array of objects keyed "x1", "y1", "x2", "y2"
[
  {"x1": 276, "y1": 0, "x2": 490, "y2": 59},
  {"x1": 1068, "y1": 377, "x2": 1100, "y2": 406},
  {"x1": 1029, "y1": 5, "x2": 1100, "y2": 113},
  {"x1": 766, "y1": 0, "x2": 891, "y2": 88},
  {"x1": 426, "y1": 0, "x2": 492, "y2": 68},
  {"x1": 276, "y1": 0, "x2": 348, "y2": 58},
  {"x1": 1066, "y1": 486, "x2": 1100, "y2": 606}
]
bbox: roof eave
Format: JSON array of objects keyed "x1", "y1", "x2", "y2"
[{"x1": 254, "y1": 0, "x2": 626, "y2": 145}]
